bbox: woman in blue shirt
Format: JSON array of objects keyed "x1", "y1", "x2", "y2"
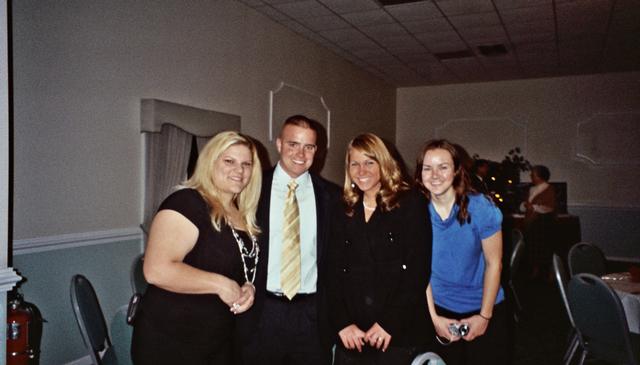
[{"x1": 415, "y1": 139, "x2": 507, "y2": 365}]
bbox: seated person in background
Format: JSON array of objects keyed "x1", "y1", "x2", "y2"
[
  {"x1": 520, "y1": 165, "x2": 556, "y2": 279},
  {"x1": 470, "y1": 159, "x2": 490, "y2": 195}
]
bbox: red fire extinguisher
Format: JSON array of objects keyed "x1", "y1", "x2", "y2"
[{"x1": 6, "y1": 291, "x2": 43, "y2": 365}]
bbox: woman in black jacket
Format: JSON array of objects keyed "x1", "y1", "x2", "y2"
[{"x1": 329, "y1": 133, "x2": 433, "y2": 365}]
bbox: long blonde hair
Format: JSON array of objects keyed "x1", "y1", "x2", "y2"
[
  {"x1": 183, "y1": 131, "x2": 262, "y2": 236},
  {"x1": 343, "y1": 133, "x2": 408, "y2": 216}
]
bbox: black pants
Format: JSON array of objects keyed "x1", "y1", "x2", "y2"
[
  {"x1": 431, "y1": 302, "x2": 508, "y2": 365},
  {"x1": 240, "y1": 294, "x2": 331, "y2": 365},
  {"x1": 131, "y1": 316, "x2": 233, "y2": 365}
]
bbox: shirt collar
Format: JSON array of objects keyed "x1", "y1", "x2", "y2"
[{"x1": 274, "y1": 162, "x2": 311, "y2": 189}]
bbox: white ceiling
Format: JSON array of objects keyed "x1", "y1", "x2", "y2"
[{"x1": 237, "y1": 0, "x2": 640, "y2": 86}]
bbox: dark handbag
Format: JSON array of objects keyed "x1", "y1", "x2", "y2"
[
  {"x1": 377, "y1": 346, "x2": 418, "y2": 365},
  {"x1": 126, "y1": 293, "x2": 142, "y2": 325},
  {"x1": 334, "y1": 345, "x2": 418, "y2": 365}
]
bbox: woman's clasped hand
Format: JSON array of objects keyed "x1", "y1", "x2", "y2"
[{"x1": 225, "y1": 281, "x2": 256, "y2": 314}]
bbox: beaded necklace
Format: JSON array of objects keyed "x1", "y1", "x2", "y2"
[{"x1": 230, "y1": 226, "x2": 259, "y2": 284}]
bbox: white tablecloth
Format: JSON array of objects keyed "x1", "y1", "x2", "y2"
[{"x1": 602, "y1": 272, "x2": 640, "y2": 334}]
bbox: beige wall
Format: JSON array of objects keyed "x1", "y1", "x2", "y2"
[
  {"x1": 12, "y1": 0, "x2": 396, "y2": 239},
  {"x1": 397, "y1": 72, "x2": 640, "y2": 209}
]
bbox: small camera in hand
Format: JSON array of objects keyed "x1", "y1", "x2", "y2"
[{"x1": 448, "y1": 323, "x2": 469, "y2": 337}]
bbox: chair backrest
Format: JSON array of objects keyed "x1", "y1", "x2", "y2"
[
  {"x1": 510, "y1": 229, "x2": 525, "y2": 279},
  {"x1": 568, "y1": 242, "x2": 607, "y2": 276},
  {"x1": 70, "y1": 274, "x2": 112, "y2": 365},
  {"x1": 552, "y1": 254, "x2": 577, "y2": 328},
  {"x1": 130, "y1": 254, "x2": 148, "y2": 294},
  {"x1": 567, "y1": 273, "x2": 638, "y2": 365}
]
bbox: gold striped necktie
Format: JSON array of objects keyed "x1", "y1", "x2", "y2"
[{"x1": 281, "y1": 180, "x2": 301, "y2": 300}]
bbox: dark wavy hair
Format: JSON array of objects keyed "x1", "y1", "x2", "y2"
[{"x1": 414, "y1": 139, "x2": 473, "y2": 224}]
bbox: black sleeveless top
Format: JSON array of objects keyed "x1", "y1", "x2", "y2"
[{"x1": 138, "y1": 188, "x2": 253, "y2": 344}]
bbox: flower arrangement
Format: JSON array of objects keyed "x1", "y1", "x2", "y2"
[
  {"x1": 500, "y1": 147, "x2": 530, "y2": 185},
  {"x1": 502, "y1": 147, "x2": 531, "y2": 174}
]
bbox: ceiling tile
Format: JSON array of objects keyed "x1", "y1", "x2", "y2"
[
  {"x1": 607, "y1": 12, "x2": 640, "y2": 36},
  {"x1": 449, "y1": 12, "x2": 501, "y2": 29},
  {"x1": 499, "y1": 4, "x2": 553, "y2": 23},
  {"x1": 494, "y1": 0, "x2": 551, "y2": 10},
  {"x1": 344, "y1": 37, "x2": 381, "y2": 50},
  {"x1": 560, "y1": 35, "x2": 606, "y2": 52},
  {"x1": 378, "y1": 35, "x2": 423, "y2": 51},
  {"x1": 237, "y1": 0, "x2": 265, "y2": 7},
  {"x1": 505, "y1": 20, "x2": 554, "y2": 36},
  {"x1": 318, "y1": 0, "x2": 380, "y2": 14},
  {"x1": 400, "y1": 52, "x2": 438, "y2": 63},
  {"x1": 350, "y1": 47, "x2": 391, "y2": 59},
  {"x1": 303, "y1": 14, "x2": 352, "y2": 31},
  {"x1": 515, "y1": 41, "x2": 556, "y2": 54},
  {"x1": 278, "y1": 19, "x2": 314, "y2": 35},
  {"x1": 488, "y1": 66, "x2": 522, "y2": 80},
  {"x1": 556, "y1": 0, "x2": 611, "y2": 37},
  {"x1": 426, "y1": 39, "x2": 469, "y2": 53},
  {"x1": 254, "y1": 5, "x2": 290, "y2": 21},
  {"x1": 521, "y1": 63, "x2": 558, "y2": 78},
  {"x1": 458, "y1": 25, "x2": 508, "y2": 44},
  {"x1": 341, "y1": 9, "x2": 395, "y2": 26},
  {"x1": 319, "y1": 28, "x2": 368, "y2": 43},
  {"x1": 385, "y1": 2, "x2": 442, "y2": 22},
  {"x1": 442, "y1": 57, "x2": 482, "y2": 68},
  {"x1": 260, "y1": 0, "x2": 293, "y2": 4},
  {"x1": 478, "y1": 54, "x2": 518, "y2": 68},
  {"x1": 382, "y1": 67, "x2": 427, "y2": 86},
  {"x1": 360, "y1": 22, "x2": 408, "y2": 38},
  {"x1": 435, "y1": 0, "x2": 495, "y2": 16},
  {"x1": 415, "y1": 30, "x2": 462, "y2": 44},
  {"x1": 403, "y1": 18, "x2": 452, "y2": 34},
  {"x1": 273, "y1": 0, "x2": 333, "y2": 18},
  {"x1": 519, "y1": 51, "x2": 557, "y2": 66},
  {"x1": 367, "y1": 55, "x2": 404, "y2": 67},
  {"x1": 510, "y1": 31, "x2": 555, "y2": 45}
]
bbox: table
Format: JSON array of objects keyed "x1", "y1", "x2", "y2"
[
  {"x1": 503, "y1": 213, "x2": 581, "y2": 274},
  {"x1": 602, "y1": 272, "x2": 640, "y2": 334}
]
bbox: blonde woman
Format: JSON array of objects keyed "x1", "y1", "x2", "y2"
[
  {"x1": 329, "y1": 133, "x2": 433, "y2": 365},
  {"x1": 132, "y1": 131, "x2": 261, "y2": 365}
]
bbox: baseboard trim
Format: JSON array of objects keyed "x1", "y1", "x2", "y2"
[{"x1": 13, "y1": 227, "x2": 143, "y2": 255}]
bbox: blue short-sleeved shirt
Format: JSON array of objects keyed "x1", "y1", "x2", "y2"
[{"x1": 430, "y1": 193, "x2": 504, "y2": 313}]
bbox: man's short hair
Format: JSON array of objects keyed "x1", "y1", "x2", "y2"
[{"x1": 280, "y1": 115, "x2": 314, "y2": 136}]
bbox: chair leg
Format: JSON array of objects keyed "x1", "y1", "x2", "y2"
[
  {"x1": 509, "y1": 281, "x2": 523, "y2": 322},
  {"x1": 563, "y1": 331, "x2": 579, "y2": 365},
  {"x1": 577, "y1": 348, "x2": 587, "y2": 365},
  {"x1": 510, "y1": 282, "x2": 523, "y2": 311}
]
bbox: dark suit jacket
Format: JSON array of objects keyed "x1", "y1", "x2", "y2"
[
  {"x1": 328, "y1": 188, "x2": 433, "y2": 347},
  {"x1": 236, "y1": 167, "x2": 340, "y2": 349}
]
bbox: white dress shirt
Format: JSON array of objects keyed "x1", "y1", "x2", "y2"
[{"x1": 266, "y1": 163, "x2": 318, "y2": 294}]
